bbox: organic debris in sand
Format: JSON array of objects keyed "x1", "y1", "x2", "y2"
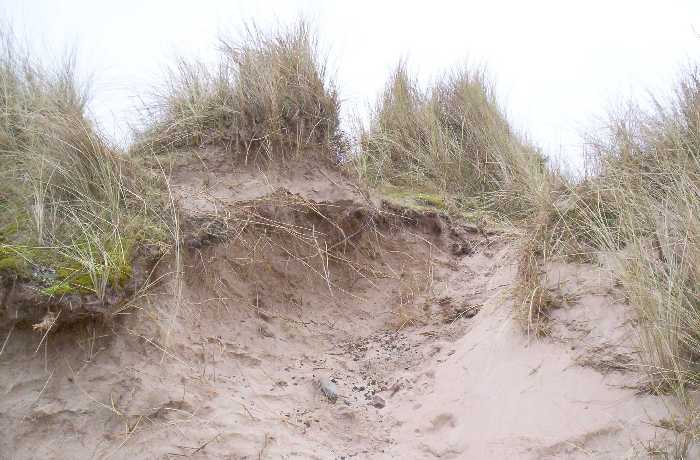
[{"x1": 0, "y1": 158, "x2": 684, "y2": 459}]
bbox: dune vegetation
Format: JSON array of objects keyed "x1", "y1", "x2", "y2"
[
  {"x1": 142, "y1": 20, "x2": 700, "y2": 449},
  {"x1": 135, "y1": 21, "x2": 341, "y2": 163},
  {"x1": 353, "y1": 62, "x2": 553, "y2": 220},
  {"x1": 0, "y1": 32, "x2": 172, "y2": 318},
  {"x1": 541, "y1": 69, "x2": 700, "y2": 446},
  {"x1": 1, "y1": 18, "x2": 699, "y2": 458},
  {"x1": 352, "y1": 43, "x2": 700, "y2": 453}
]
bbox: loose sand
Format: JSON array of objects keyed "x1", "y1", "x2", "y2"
[{"x1": 0, "y1": 150, "x2": 686, "y2": 458}]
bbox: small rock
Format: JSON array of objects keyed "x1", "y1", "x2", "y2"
[
  {"x1": 462, "y1": 304, "x2": 480, "y2": 318},
  {"x1": 450, "y1": 241, "x2": 473, "y2": 256},
  {"x1": 31, "y1": 266, "x2": 57, "y2": 286},
  {"x1": 371, "y1": 395, "x2": 386, "y2": 409},
  {"x1": 315, "y1": 376, "x2": 338, "y2": 403}
]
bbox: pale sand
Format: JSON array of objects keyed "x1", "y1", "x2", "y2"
[{"x1": 0, "y1": 150, "x2": 687, "y2": 458}]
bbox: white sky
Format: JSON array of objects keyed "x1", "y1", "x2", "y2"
[{"x1": 4, "y1": 0, "x2": 700, "y2": 171}]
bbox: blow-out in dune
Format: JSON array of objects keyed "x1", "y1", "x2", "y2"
[{"x1": 1, "y1": 21, "x2": 698, "y2": 459}]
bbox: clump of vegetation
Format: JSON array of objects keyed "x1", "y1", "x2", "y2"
[
  {"x1": 518, "y1": 66, "x2": 700, "y2": 450},
  {"x1": 136, "y1": 20, "x2": 341, "y2": 163},
  {"x1": 353, "y1": 62, "x2": 553, "y2": 219},
  {"x1": 589, "y1": 77, "x2": 700, "y2": 393},
  {"x1": 0, "y1": 32, "x2": 172, "y2": 303},
  {"x1": 353, "y1": 62, "x2": 561, "y2": 335},
  {"x1": 377, "y1": 184, "x2": 448, "y2": 212}
]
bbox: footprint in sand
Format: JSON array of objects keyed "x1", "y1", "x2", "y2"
[{"x1": 427, "y1": 413, "x2": 457, "y2": 432}]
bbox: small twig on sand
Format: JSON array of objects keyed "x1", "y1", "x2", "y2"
[
  {"x1": 240, "y1": 401, "x2": 259, "y2": 421},
  {"x1": 259, "y1": 433, "x2": 272, "y2": 460},
  {"x1": 34, "y1": 310, "x2": 60, "y2": 353},
  {"x1": 0, "y1": 322, "x2": 15, "y2": 356},
  {"x1": 169, "y1": 432, "x2": 222, "y2": 458},
  {"x1": 184, "y1": 432, "x2": 222, "y2": 457}
]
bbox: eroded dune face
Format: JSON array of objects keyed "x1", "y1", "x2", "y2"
[{"x1": 0, "y1": 149, "x2": 682, "y2": 459}]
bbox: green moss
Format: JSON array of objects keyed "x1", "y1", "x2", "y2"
[
  {"x1": 0, "y1": 233, "x2": 138, "y2": 297},
  {"x1": 0, "y1": 214, "x2": 30, "y2": 243},
  {"x1": 0, "y1": 207, "x2": 170, "y2": 298},
  {"x1": 414, "y1": 193, "x2": 446, "y2": 209},
  {"x1": 43, "y1": 249, "x2": 131, "y2": 297},
  {"x1": 380, "y1": 185, "x2": 448, "y2": 212},
  {"x1": 0, "y1": 224, "x2": 17, "y2": 243},
  {"x1": 106, "y1": 243, "x2": 134, "y2": 288},
  {"x1": 0, "y1": 246, "x2": 31, "y2": 277},
  {"x1": 0, "y1": 254, "x2": 29, "y2": 275},
  {"x1": 41, "y1": 280, "x2": 87, "y2": 297},
  {"x1": 55, "y1": 268, "x2": 93, "y2": 285}
]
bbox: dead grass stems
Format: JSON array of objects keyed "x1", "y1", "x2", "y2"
[{"x1": 135, "y1": 20, "x2": 341, "y2": 165}]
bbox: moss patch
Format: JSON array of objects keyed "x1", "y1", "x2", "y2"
[
  {"x1": 41, "y1": 236, "x2": 137, "y2": 296},
  {"x1": 380, "y1": 185, "x2": 448, "y2": 212},
  {"x1": 0, "y1": 254, "x2": 30, "y2": 276},
  {"x1": 0, "y1": 229, "x2": 144, "y2": 297},
  {"x1": 378, "y1": 184, "x2": 499, "y2": 229},
  {"x1": 0, "y1": 246, "x2": 32, "y2": 278},
  {"x1": 414, "y1": 193, "x2": 446, "y2": 209}
]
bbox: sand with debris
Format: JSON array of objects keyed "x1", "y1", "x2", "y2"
[{"x1": 0, "y1": 150, "x2": 685, "y2": 458}]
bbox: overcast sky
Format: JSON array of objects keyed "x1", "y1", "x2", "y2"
[{"x1": 4, "y1": 0, "x2": 700, "y2": 171}]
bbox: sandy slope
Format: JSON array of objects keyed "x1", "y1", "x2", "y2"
[{"x1": 0, "y1": 151, "x2": 683, "y2": 459}]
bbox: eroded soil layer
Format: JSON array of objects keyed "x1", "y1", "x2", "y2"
[{"x1": 0, "y1": 152, "x2": 680, "y2": 459}]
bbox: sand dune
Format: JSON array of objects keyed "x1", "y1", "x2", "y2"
[{"x1": 0, "y1": 150, "x2": 684, "y2": 458}]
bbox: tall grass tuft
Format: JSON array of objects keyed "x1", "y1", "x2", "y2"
[
  {"x1": 568, "y1": 68, "x2": 700, "y2": 394},
  {"x1": 521, "y1": 66, "x2": 700, "y2": 451},
  {"x1": 352, "y1": 62, "x2": 560, "y2": 335},
  {"x1": 0, "y1": 32, "x2": 171, "y2": 304},
  {"x1": 136, "y1": 20, "x2": 341, "y2": 163},
  {"x1": 354, "y1": 62, "x2": 551, "y2": 218}
]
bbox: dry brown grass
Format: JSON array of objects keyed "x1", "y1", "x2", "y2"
[
  {"x1": 577, "y1": 70, "x2": 700, "y2": 396},
  {"x1": 523, "y1": 66, "x2": 700, "y2": 455},
  {"x1": 135, "y1": 20, "x2": 341, "y2": 163},
  {"x1": 353, "y1": 62, "x2": 552, "y2": 219},
  {"x1": 513, "y1": 212, "x2": 557, "y2": 336}
]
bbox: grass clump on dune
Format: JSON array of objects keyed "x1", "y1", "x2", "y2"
[
  {"x1": 526, "y1": 66, "x2": 700, "y2": 452},
  {"x1": 137, "y1": 20, "x2": 341, "y2": 163},
  {"x1": 354, "y1": 62, "x2": 552, "y2": 219},
  {"x1": 588, "y1": 73, "x2": 700, "y2": 394},
  {"x1": 0, "y1": 32, "x2": 171, "y2": 304},
  {"x1": 354, "y1": 62, "x2": 560, "y2": 336}
]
